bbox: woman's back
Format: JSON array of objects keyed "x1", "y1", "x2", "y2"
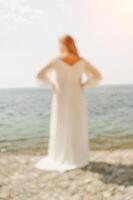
[{"x1": 52, "y1": 58, "x2": 84, "y2": 92}]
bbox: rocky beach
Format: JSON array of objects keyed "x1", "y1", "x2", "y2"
[{"x1": 0, "y1": 149, "x2": 133, "y2": 200}]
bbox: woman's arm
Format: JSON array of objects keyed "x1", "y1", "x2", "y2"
[
  {"x1": 81, "y1": 60, "x2": 102, "y2": 88},
  {"x1": 36, "y1": 60, "x2": 57, "y2": 93},
  {"x1": 36, "y1": 61, "x2": 53, "y2": 81}
]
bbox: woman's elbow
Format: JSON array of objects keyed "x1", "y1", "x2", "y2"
[
  {"x1": 97, "y1": 70, "x2": 103, "y2": 82},
  {"x1": 99, "y1": 73, "x2": 103, "y2": 82},
  {"x1": 95, "y1": 72, "x2": 102, "y2": 85},
  {"x1": 36, "y1": 72, "x2": 42, "y2": 80}
]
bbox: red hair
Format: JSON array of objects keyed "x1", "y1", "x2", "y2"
[{"x1": 60, "y1": 34, "x2": 79, "y2": 56}]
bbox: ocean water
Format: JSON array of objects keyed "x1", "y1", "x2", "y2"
[{"x1": 0, "y1": 85, "x2": 133, "y2": 151}]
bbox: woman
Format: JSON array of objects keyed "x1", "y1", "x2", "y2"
[{"x1": 36, "y1": 35, "x2": 102, "y2": 172}]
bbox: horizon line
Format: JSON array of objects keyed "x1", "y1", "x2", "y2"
[{"x1": 0, "y1": 83, "x2": 133, "y2": 89}]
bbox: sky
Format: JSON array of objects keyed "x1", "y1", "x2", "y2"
[{"x1": 0, "y1": 0, "x2": 133, "y2": 88}]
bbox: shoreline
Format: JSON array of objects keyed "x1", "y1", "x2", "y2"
[{"x1": 1, "y1": 135, "x2": 133, "y2": 154}]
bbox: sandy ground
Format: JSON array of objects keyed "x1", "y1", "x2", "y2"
[{"x1": 0, "y1": 150, "x2": 133, "y2": 200}]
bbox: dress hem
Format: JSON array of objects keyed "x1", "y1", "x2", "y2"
[{"x1": 35, "y1": 156, "x2": 89, "y2": 173}]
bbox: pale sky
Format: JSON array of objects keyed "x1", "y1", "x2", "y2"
[{"x1": 0, "y1": 0, "x2": 133, "y2": 88}]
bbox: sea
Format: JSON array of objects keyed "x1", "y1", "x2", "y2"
[{"x1": 0, "y1": 85, "x2": 133, "y2": 152}]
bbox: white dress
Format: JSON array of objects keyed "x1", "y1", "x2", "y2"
[{"x1": 36, "y1": 57, "x2": 101, "y2": 172}]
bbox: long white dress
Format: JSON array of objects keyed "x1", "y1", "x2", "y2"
[{"x1": 36, "y1": 57, "x2": 101, "y2": 172}]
